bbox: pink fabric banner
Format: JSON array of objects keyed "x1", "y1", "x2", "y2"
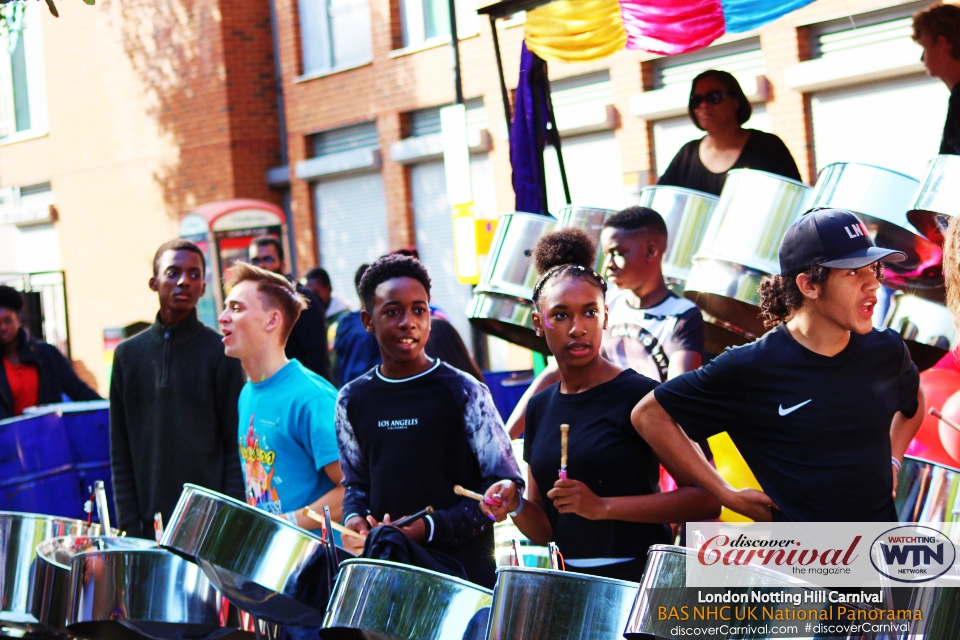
[{"x1": 619, "y1": 0, "x2": 726, "y2": 56}]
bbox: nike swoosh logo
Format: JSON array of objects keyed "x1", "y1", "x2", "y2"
[{"x1": 779, "y1": 400, "x2": 812, "y2": 416}]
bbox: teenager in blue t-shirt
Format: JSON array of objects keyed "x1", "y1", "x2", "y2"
[
  {"x1": 336, "y1": 254, "x2": 522, "y2": 588},
  {"x1": 219, "y1": 262, "x2": 343, "y2": 529},
  {"x1": 632, "y1": 209, "x2": 925, "y2": 523},
  {"x1": 481, "y1": 228, "x2": 720, "y2": 582}
]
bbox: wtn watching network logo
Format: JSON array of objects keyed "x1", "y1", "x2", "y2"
[{"x1": 870, "y1": 525, "x2": 956, "y2": 583}]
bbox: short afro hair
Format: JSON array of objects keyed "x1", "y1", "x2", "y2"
[
  {"x1": 688, "y1": 69, "x2": 751, "y2": 130},
  {"x1": 531, "y1": 228, "x2": 606, "y2": 305},
  {"x1": 358, "y1": 254, "x2": 432, "y2": 312},
  {"x1": 153, "y1": 239, "x2": 206, "y2": 277},
  {"x1": 603, "y1": 206, "x2": 667, "y2": 237},
  {"x1": 0, "y1": 285, "x2": 23, "y2": 313}
]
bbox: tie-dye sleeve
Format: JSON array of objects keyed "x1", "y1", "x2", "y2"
[
  {"x1": 428, "y1": 372, "x2": 525, "y2": 546},
  {"x1": 335, "y1": 389, "x2": 371, "y2": 523}
]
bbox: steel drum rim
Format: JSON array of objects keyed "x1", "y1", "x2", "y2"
[
  {"x1": 815, "y1": 160, "x2": 920, "y2": 183},
  {"x1": 639, "y1": 185, "x2": 720, "y2": 201},
  {"x1": 168, "y1": 483, "x2": 324, "y2": 543},
  {"x1": 903, "y1": 453, "x2": 960, "y2": 474},
  {"x1": 36, "y1": 536, "x2": 156, "y2": 571},
  {"x1": 495, "y1": 565, "x2": 638, "y2": 589},
  {"x1": 339, "y1": 558, "x2": 494, "y2": 593},
  {"x1": 725, "y1": 167, "x2": 808, "y2": 189},
  {"x1": 0, "y1": 511, "x2": 92, "y2": 524}
]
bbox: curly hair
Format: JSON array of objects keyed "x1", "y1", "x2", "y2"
[
  {"x1": 358, "y1": 254, "x2": 432, "y2": 312},
  {"x1": 913, "y1": 3, "x2": 960, "y2": 60},
  {"x1": 758, "y1": 266, "x2": 829, "y2": 329},
  {"x1": 944, "y1": 216, "x2": 960, "y2": 328},
  {"x1": 688, "y1": 69, "x2": 752, "y2": 130},
  {"x1": 0, "y1": 285, "x2": 23, "y2": 313},
  {"x1": 531, "y1": 228, "x2": 607, "y2": 305}
]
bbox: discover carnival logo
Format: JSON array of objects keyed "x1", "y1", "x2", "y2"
[{"x1": 869, "y1": 525, "x2": 956, "y2": 583}]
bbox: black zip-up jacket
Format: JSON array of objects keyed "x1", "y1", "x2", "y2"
[
  {"x1": 286, "y1": 281, "x2": 332, "y2": 382},
  {"x1": 0, "y1": 328, "x2": 100, "y2": 420},
  {"x1": 109, "y1": 309, "x2": 245, "y2": 537}
]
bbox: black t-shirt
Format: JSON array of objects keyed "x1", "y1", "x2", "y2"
[
  {"x1": 657, "y1": 129, "x2": 803, "y2": 196},
  {"x1": 336, "y1": 360, "x2": 523, "y2": 587},
  {"x1": 525, "y1": 369, "x2": 671, "y2": 562},
  {"x1": 654, "y1": 324, "x2": 920, "y2": 522},
  {"x1": 941, "y1": 83, "x2": 960, "y2": 156}
]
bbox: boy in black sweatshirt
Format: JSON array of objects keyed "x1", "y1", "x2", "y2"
[
  {"x1": 110, "y1": 239, "x2": 245, "y2": 538},
  {"x1": 335, "y1": 255, "x2": 522, "y2": 587}
]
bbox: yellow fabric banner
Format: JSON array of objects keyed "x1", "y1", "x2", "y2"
[{"x1": 524, "y1": 0, "x2": 627, "y2": 63}]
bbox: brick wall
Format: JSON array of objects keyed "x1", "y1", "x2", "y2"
[{"x1": 0, "y1": 0, "x2": 280, "y2": 393}]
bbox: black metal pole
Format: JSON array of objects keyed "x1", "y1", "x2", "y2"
[
  {"x1": 488, "y1": 15, "x2": 512, "y2": 123},
  {"x1": 547, "y1": 103, "x2": 571, "y2": 205},
  {"x1": 447, "y1": 0, "x2": 464, "y2": 104}
]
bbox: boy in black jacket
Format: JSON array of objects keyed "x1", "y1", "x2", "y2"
[
  {"x1": 110, "y1": 239, "x2": 245, "y2": 538},
  {"x1": 336, "y1": 255, "x2": 522, "y2": 587}
]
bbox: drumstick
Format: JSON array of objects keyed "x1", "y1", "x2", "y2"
[
  {"x1": 392, "y1": 507, "x2": 434, "y2": 529},
  {"x1": 301, "y1": 508, "x2": 366, "y2": 539},
  {"x1": 930, "y1": 407, "x2": 960, "y2": 433},
  {"x1": 454, "y1": 484, "x2": 503, "y2": 506},
  {"x1": 560, "y1": 424, "x2": 569, "y2": 479}
]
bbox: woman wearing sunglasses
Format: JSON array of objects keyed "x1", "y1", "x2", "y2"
[{"x1": 657, "y1": 70, "x2": 801, "y2": 196}]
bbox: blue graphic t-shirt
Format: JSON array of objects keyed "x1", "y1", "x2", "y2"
[{"x1": 238, "y1": 359, "x2": 340, "y2": 516}]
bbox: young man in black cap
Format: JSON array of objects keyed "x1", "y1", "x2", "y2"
[{"x1": 632, "y1": 209, "x2": 925, "y2": 523}]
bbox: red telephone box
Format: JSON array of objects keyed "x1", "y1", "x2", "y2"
[{"x1": 178, "y1": 199, "x2": 289, "y2": 327}]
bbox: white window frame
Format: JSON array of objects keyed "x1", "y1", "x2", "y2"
[
  {"x1": 297, "y1": 0, "x2": 372, "y2": 79},
  {"x1": 0, "y1": 2, "x2": 49, "y2": 144},
  {"x1": 398, "y1": 0, "x2": 479, "y2": 50}
]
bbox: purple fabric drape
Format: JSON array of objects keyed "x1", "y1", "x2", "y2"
[{"x1": 509, "y1": 43, "x2": 552, "y2": 215}]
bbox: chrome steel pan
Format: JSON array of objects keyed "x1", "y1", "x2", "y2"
[
  {"x1": 468, "y1": 212, "x2": 556, "y2": 354},
  {"x1": 320, "y1": 559, "x2": 491, "y2": 640},
  {"x1": 884, "y1": 292, "x2": 956, "y2": 371},
  {"x1": 908, "y1": 154, "x2": 960, "y2": 245},
  {"x1": 905, "y1": 572, "x2": 960, "y2": 637},
  {"x1": 556, "y1": 206, "x2": 616, "y2": 275},
  {"x1": 810, "y1": 162, "x2": 941, "y2": 289},
  {"x1": 624, "y1": 545, "x2": 878, "y2": 640},
  {"x1": 485, "y1": 566, "x2": 638, "y2": 640},
  {"x1": 68, "y1": 546, "x2": 223, "y2": 639},
  {"x1": 638, "y1": 186, "x2": 718, "y2": 292},
  {"x1": 32, "y1": 536, "x2": 155, "y2": 630},
  {"x1": 0, "y1": 512, "x2": 99, "y2": 625},
  {"x1": 684, "y1": 169, "x2": 812, "y2": 343},
  {"x1": 160, "y1": 483, "x2": 329, "y2": 627}
]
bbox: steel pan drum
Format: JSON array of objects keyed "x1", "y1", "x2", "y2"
[
  {"x1": 884, "y1": 292, "x2": 956, "y2": 371},
  {"x1": 556, "y1": 206, "x2": 615, "y2": 275},
  {"x1": 320, "y1": 559, "x2": 491, "y2": 640},
  {"x1": 905, "y1": 572, "x2": 960, "y2": 637},
  {"x1": 68, "y1": 545, "x2": 223, "y2": 640},
  {"x1": 32, "y1": 537, "x2": 155, "y2": 629},
  {"x1": 638, "y1": 186, "x2": 719, "y2": 292},
  {"x1": 485, "y1": 567, "x2": 638, "y2": 640},
  {"x1": 161, "y1": 484, "x2": 331, "y2": 627},
  {"x1": 468, "y1": 212, "x2": 556, "y2": 354},
  {"x1": 895, "y1": 456, "x2": 960, "y2": 523},
  {"x1": 625, "y1": 545, "x2": 878, "y2": 640},
  {"x1": 908, "y1": 155, "x2": 960, "y2": 245},
  {"x1": 810, "y1": 162, "x2": 942, "y2": 290},
  {"x1": 0, "y1": 512, "x2": 100, "y2": 625},
  {"x1": 684, "y1": 170, "x2": 812, "y2": 342}
]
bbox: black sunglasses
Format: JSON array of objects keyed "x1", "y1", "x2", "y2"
[
  {"x1": 250, "y1": 256, "x2": 278, "y2": 265},
  {"x1": 689, "y1": 90, "x2": 731, "y2": 109}
]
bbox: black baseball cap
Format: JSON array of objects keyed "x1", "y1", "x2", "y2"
[{"x1": 779, "y1": 208, "x2": 906, "y2": 275}]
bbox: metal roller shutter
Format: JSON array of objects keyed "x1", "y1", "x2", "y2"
[
  {"x1": 315, "y1": 173, "x2": 389, "y2": 309},
  {"x1": 410, "y1": 155, "x2": 496, "y2": 352}
]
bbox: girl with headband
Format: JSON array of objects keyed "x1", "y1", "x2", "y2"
[{"x1": 481, "y1": 228, "x2": 720, "y2": 581}]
